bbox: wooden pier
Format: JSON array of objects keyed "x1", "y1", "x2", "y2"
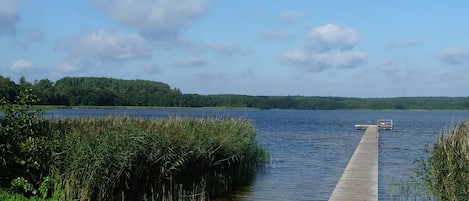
[{"x1": 329, "y1": 125, "x2": 379, "y2": 201}]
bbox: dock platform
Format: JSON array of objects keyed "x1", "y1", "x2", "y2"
[
  {"x1": 329, "y1": 125, "x2": 379, "y2": 201},
  {"x1": 354, "y1": 124, "x2": 372, "y2": 130}
]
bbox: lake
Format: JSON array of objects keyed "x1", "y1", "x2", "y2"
[{"x1": 46, "y1": 109, "x2": 469, "y2": 200}]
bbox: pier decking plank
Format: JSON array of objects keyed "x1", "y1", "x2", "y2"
[{"x1": 329, "y1": 125, "x2": 379, "y2": 201}]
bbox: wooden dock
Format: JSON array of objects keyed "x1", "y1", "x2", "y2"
[{"x1": 329, "y1": 125, "x2": 379, "y2": 201}]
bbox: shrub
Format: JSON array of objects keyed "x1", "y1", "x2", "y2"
[{"x1": 0, "y1": 89, "x2": 60, "y2": 189}]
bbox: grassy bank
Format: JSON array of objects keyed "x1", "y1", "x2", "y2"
[{"x1": 0, "y1": 89, "x2": 269, "y2": 200}]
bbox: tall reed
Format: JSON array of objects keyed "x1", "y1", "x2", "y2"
[
  {"x1": 416, "y1": 122, "x2": 469, "y2": 200},
  {"x1": 389, "y1": 178, "x2": 435, "y2": 200},
  {"x1": 51, "y1": 116, "x2": 269, "y2": 201}
]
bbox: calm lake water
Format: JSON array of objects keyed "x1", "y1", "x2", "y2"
[{"x1": 47, "y1": 109, "x2": 469, "y2": 200}]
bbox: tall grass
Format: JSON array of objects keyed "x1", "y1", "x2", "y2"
[
  {"x1": 416, "y1": 122, "x2": 469, "y2": 200},
  {"x1": 51, "y1": 117, "x2": 269, "y2": 201},
  {"x1": 389, "y1": 178, "x2": 435, "y2": 200},
  {"x1": 2, "y1": 89, "x2": 268, "y2": 200}
]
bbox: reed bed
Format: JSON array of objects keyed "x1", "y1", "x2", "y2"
[
  {"x1": 416, "y1": 121, "x2": 469, "y2": 200},
  {"x1": 50, "y1": 116, "x2": 269, "y2": 201},
  {"x1": 389, "y1": 178, "x2": 435, "y2": 200}
]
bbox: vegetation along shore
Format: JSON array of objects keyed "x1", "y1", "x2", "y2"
[
  {"x1": 2, "y1": 75, "x2": 469, "y2": 110},
  {"x1": 0, "y1": 89, "x2": 269, "y2": 200},
  {"x1": 414, "y1": 122, "x2": 469, "y2": 200},
  {"x1": 391, "y1": 120, "x2": 469, "y2": 200},
  {"x1": 1, "y1": 76, "x2": 468, "y2": 200}
]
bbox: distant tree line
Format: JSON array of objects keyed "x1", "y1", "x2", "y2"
[{"x1": 1, "y1": 75, "x2": 469, "y2": 110}]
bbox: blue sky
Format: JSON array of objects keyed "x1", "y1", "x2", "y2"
[{"x1": 1, "y1": 0, "x2": 469, "y2": 97}]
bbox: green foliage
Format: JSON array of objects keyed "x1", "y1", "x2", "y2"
[
  {"x1": 52, "y1": 117, "x2": 268, "y2": 201},
  {"x1": 32, "y1": 79, "x2": 66, "y2": 105},
  {"x1": 416, "y1": 122, "x2": 469, "y2": 200},
  {"x1": 1, "y1": 88, "x2": 41, "y2": 184},
  {"x1": 3, "y1": 75, "x2": 469, "y2": 109},
  {"x1": 0, "y1": 177, "x2": 63, "y2": 201},
  {"x1": 9, "y1": 177, "x2": 58, "y2": 199},
  {"x1": 1, "y1": 86, "x2": 269, "y2": 200},
  {"x1": 54, "y1": 77, "x2": 183, "y2": 106},
  {"x1": 207, "y1": 95, "x2": 469, "y2": 110},
  {"x1": 0, "y1": 75, "x2": 18, "y2": 103},
  {"x1": 11, "y1": 177, "x2": 35, "y2": 196},
  {"x1": 0, "y1": 88, "x2": 60, "y2": 199},
  {"x1": 388, "y1": 178, "x2": 435, "y2": 200}
]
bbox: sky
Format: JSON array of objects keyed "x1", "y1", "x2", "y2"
[{"x1": 1, "y1": 0, "x2": 469, "y2": 97}]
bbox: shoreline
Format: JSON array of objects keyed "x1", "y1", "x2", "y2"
[{"x1": 32, "y1": 105, "x2": 469, "y2": 112}]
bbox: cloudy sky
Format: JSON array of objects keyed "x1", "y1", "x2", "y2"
[{"x1": 1, "y1": 0, "x2": 469, "y2": 97}]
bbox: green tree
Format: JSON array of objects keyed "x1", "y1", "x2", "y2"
[
  {"x1": 18, "y1": 77, "x2": 33, "y2": 91},
  {"x1": 32, "y1": 79, "x2": 67, "y2": 105},
  {"x1": 0, "y1": 88, "x2": 59, "y2": 188},
  {"x1": 0, "y1": 76, "x2": 18, "y2": 102}
]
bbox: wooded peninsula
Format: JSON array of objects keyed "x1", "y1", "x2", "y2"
[{"x1": 1, "y1": 76, "x2": 468, "y2": 110}]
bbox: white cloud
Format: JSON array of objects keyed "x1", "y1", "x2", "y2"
[
  {"x1": 438, "y1": 47, "x2": 469, "y2": 65},
  {"x1": 60, "y1": 30, "x2": 151, "y2": 61},
  {"x1": 141, "y1": 62, "x2": 160, "y2": 73},
  {"x1": 281, "y1": 24, "x2": 367, "y2": 72},
  {"x1": 307, "y1": 24, "x2": 360, "y2": 51},
  {"x1": 95, "y1": 0, "x2": 209, "y2": 43},
  {"x1": 281, "y1": 49, "x2": 367, "y2": 72},
  {"x1": 10, "y1": 59, "x2": 39, "y2": 73},
  {"x1": 377, "y1": 60, "x2": 397, "y2": 73},
  {"x1": 58, "y1": 61, "x2": 82, "y2": 73},
  {"x1": 0, "y1": 0, "x2": 20, "y2": 37},
  {"x1": 375, "y1": 59, "x2": 426, "y2": 87},
  {"x1": 174, "y1": 55, "x2": 206, "y2": 67},
  {"x1": 281, "y1": 50, "x2": 308, "y2": 66}
]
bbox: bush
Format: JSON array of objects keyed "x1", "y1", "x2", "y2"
[{"x1": 0, "y1": 89, "x2": 60, "y2": 189}]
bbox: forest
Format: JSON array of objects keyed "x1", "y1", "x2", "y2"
[{"x1": 1, "y1": 75, "x2": 469, "y2": 110}]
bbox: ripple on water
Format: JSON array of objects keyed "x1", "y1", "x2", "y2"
[{"x1": 46, "y1": 109, "x2": 469, "y2": 200}]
